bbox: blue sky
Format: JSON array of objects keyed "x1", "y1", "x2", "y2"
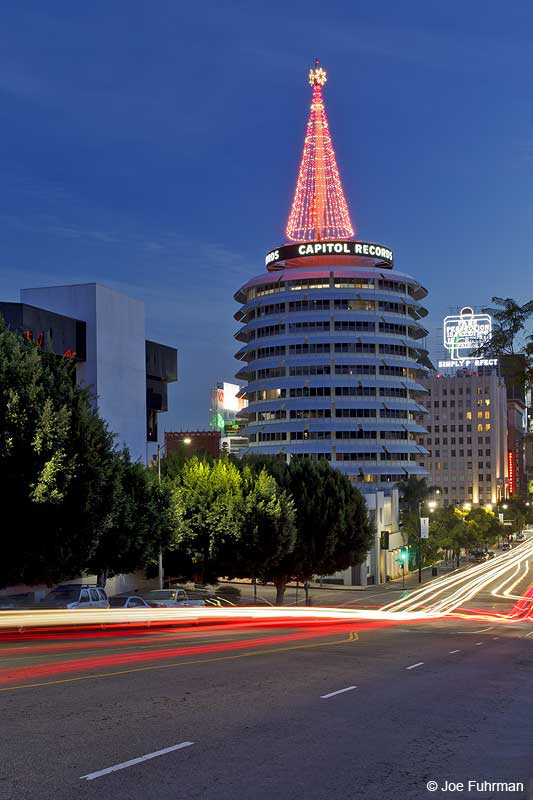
[{"x1": 1, "y1": 1, "x2": 533, "y2": 428}]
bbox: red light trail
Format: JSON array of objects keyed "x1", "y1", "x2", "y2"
[{"x1": 1, "y1": 538, "x2": 532, "y2": 689}]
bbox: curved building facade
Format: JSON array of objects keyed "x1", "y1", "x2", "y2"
[
  {"x1": 234, "y1": 259, "x2": 430, "y2": 491},
  {"x1": 234, "y1": 62, "x2": 430, "y2": 495}
]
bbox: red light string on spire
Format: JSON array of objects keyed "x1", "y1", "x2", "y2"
[{"x1": 286, "y1": 62, "x2": 354, "y2": 242}]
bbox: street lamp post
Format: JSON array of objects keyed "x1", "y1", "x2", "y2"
[
  {"x1": 418, "y1": 501, "x2": 422, "y2": 584},
  {"x1": 418, "y1": 499, "x2": 437, "y2": 584},
  {"x1": 497, "y1": 502, "x2": 509, "y2": 545},
  {"x1": 157, "y1": 444, "x2": 164, "y2": 589}
]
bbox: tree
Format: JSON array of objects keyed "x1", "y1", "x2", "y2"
[
  {"x1": 402, "y1": 510, "x2": 442, "y2": 568},
  {"x1": 398, "y1": 476, "x2": 434, "y2": 514},
  {"x1": 463, "y1": 507, "x2": 503, "y2": 548},
  {"x1": 0, "y1": 317, "x2": 117, "y2": 587},
  {"x1": 481, "y1": 297, "x2": 533, "y2": 355},
  {"x1": 168, "y1": 457, "x2": 244, "y2": 584},
  {"x1": 501, "y1": 498, "x2": 530, "y2": 537},
  {"x1": 86, "y1": 451, "x2": 175, "y2": 587},
  {"x1": 406, "y1": 506, "x2": 505, "y2": 570},
  {"x1": 242, "y1": 458, "x2": 373, "y2": 604},
  {"x1": 220, "y1": 467, "x2": 296, "y2": 588},
  {"x1": 160, "y1": 447, "x2": 212, "y2": 481},
  {"x1": 477, "y1": 297, "x2": 533, "y2": 390}
]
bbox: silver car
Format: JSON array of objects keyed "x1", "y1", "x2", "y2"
[
  {"x1": 143, "y1": 589, "x2": 205, "y2": 608},
  {"x1": 40, "y1": 584, "x2": 109, "y2": 609},
  {"x1": 108, "y1": 594, "x2": 152, "y2": 609}
]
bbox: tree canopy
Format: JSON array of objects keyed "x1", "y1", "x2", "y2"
[
  {"x1": 86, "y1": 451, "x2": 175, "y2": 586},
  {"x1": 237, "y1": 457, "x2": 373, "y2": 603},
  {"x1": 0, "y1": 317, "x2": 173, "y2": 589},
  {"x1": 401, "y1": 505, "x2": 506, "y2": 569},
  {"x1": 0, "y1": 317, "x2": 118, "y2": 587},
  {"x1": 478, "y1": 296, "x2": 533, "y2": 389}
]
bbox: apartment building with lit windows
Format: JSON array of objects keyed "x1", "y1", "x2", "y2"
[{"x1": 417, "y1": 370, "x2": 508, "y2": 507}]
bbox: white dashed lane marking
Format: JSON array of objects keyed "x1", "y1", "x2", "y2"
[
  {"x1": 320, "y1": 686, "x2": 357, "y2": 699},
  {"x1": 80, "y1": 742, "x2": 195, "y2": 781}
]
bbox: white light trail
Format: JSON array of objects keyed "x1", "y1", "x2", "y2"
[{"x1": 1, "y1": 539, "x2": 533, "y2": 631}]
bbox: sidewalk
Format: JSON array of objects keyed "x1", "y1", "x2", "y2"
[{"x1": 219, "y1": 562, "x2": 458, "y2": 606}]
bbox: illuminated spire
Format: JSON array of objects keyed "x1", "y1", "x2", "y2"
[{"x1": 286, "y1": 60, "x2": 354, "y2": 242}]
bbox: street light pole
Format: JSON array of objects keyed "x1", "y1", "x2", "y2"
[
  {"x1": 418, "y1": 501, "x2": 422, "y2": 584},
  {"x1": 418, "y1": 499, "x2": 436, "y2": 585},
  {"x1": 157, "y1": 444, "x2": 163, "y2": 590}
]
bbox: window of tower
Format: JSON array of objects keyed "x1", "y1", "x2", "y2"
[
  {"x1": 288, "y1": 278, "x2": 330, "y2": 290},
  {"x1": 334, "y1": 278, "x2": 374, "y2": 289}
]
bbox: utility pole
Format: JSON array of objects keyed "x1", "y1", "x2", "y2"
[
  {"x1": 157, "y1": 444, "x2": 163, "y2": 590},
  {"x1": 418, "y1": 501, "x2": 423, "y2": 584},
  {"x1": 418, "y1": 499, "x2": 435, "y2": 583}
]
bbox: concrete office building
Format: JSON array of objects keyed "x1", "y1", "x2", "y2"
[
  {"x1": 0, "y1": 283, "x2": 177, "y2": 463},
  {"x1": 417, "y1": 369, "x2": 508, "y2": 507}
]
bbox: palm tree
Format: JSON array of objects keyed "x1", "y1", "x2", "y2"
[
  {"x1": 480, "y1": 297, "x2": 533, "y2": 355},
  {"x1": 398, "y1": 476, "x2": 434, "y2": 514},
  {"x1": 476, "y1": 297, "x2": 533, "y2": 392}
]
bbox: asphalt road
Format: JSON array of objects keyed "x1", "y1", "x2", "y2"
[{"x1": 1, "y1": 559, "x2": 533, "y2": 800}]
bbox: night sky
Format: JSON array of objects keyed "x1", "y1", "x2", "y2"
[{"x1": 1, "y1": 1, "x2": 532, "y2": 430}]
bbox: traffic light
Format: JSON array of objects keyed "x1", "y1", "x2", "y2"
[
  {"x1": 381, "y1": 531, "x2": 390, "y2": 550},
  {"x1": 396, "y1": 546, "x2": 408, "y2": 567}
]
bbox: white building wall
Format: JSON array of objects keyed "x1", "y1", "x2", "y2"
[
  {"x1": 330, "y1": 488, "x2": 402, "y2": 586},
  {"x1": 21, "y1": 283, "x2": 147, "y2": 463}
]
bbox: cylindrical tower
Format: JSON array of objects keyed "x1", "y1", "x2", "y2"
[{"x1": 234, "y1": 63, "x2": 430, "y2": 492}]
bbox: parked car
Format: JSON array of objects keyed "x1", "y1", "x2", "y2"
[
  {"x1": 108, "y1": 594, "x2": 152, "y2": 609},
  {"x1": 40, "y1": 584, "x2": 109, "y2": 609},
  {"x1": 143, "y1": 589, "x2": 206, "y2": 608},
  {"x1": 502, "y1": 542, "x2": 512, "y2": 552},
  {"x1": 516, "y1": 532, "x2": 525, "y2": 541},
  {"x1": 0, "y1": 593, "x2": 34, "y2": 609}
]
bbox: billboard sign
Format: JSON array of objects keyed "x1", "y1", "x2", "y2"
[
  {"x1": 222, "y1": 382, "x2": 241, "y2": 413},
  {"x1": 444, "y1": 307, "x2": 492, "y2": 361},
  {"x1": 265, "y1": 240, "x2": 393, "y2": 270},
  {"x1": 508, "y1": 450, "x2": 515, "y2": 496}
]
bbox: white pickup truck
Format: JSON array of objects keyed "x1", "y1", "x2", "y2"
[{"x1": 143, "y1": 589, "x2": 205, "y2": 608}]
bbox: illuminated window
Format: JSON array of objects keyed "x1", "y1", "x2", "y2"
[
  {"x1": 466, "y1": 411, "x2": 472, "y2": 420},
  {"x1": 477, "y1": 424, "x2": 483, "y2": 432},
  {"x1": 484, "y1": 411, "x2": 490, "y2": 419},
  {"x1": 485, "y1": 423, "x2": 491, "y2": 431},
  {"x1": 485, "y1": 399, "x2": 490, "y2": 406},
  {"x1": 477, "y1": 411, "x2": 483, "y2": 419}
]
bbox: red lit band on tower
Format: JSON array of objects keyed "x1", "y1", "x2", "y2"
[
  {"x1": 286, "y1": 61, "x2": 354, "y2": 242},
  {"x1": 508, "y1": 450, "x2": 515, "y2": 496}
]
